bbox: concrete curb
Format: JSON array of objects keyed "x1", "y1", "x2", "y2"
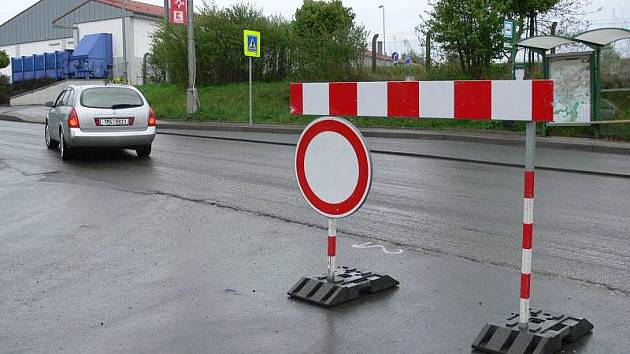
[{"x1": 157, "y1": 121, "x2": 630, "y2": 155}]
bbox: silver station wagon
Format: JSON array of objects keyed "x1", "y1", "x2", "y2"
[{"x1": 44, "y1": 84, "x2": 156, "y2": 160}]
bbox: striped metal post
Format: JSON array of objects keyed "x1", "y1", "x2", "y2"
[
  {"x1": 327, "y1": 218, "x2": 337, "y2": 282},
  {"x1": 520, "y1": 121, "x2": 536, "y2": 328}
]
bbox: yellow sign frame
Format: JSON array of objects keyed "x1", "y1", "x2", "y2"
[{"x1": 243, "y1": 30, "x2": 261, "y2": 58}]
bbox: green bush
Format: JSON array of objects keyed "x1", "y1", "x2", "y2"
[
  {"x1": 291, "y1": 0, "x2": 367, "y2": 81},
  {"x1": 149, "y1": 1, "x2": 367, "y2": 85},
  {"x1": 150, "y1": 3, "x2": 293, "y2": 86},
  {"x1": 0, "y1": 75, "x2": 9, "y2": 105},
  {"x1": 0, "y1": 50, "x2": 9, "y2": 70}
]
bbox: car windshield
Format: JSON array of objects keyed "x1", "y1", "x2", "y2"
[{"x1": 80, "y1": 87, "x2": 144, "y2": 109}]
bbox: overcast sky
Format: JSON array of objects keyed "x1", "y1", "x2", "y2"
[{"x1": 1, "y1": 0, "x2": 628, "y2": 54}]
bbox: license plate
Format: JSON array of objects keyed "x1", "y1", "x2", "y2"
[{"x1": 96, "y1": 118, "x2": 131, "y2": 126}]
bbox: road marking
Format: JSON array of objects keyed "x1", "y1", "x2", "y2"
[{"x1": 351, "y1": 241, "x2": 403, "y2": 254}]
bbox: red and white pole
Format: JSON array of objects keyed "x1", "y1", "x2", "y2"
[
  {"x1": 327, "y1": 218, "x2": 337, "y2": 282},
  {"x1": 519, "y1": 122, "x2": 536, "y2": 328}
]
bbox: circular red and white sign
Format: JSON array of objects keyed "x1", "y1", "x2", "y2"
[{"x1": 295, "y1": 116, "x2": 372, "y2": 219}]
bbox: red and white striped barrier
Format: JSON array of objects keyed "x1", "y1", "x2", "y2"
[
  {"x1": 521, "y1": 169, "x2": 535, "y2": 325},
  {"x1": 289, "y1": 81, "x2": 593, "y2": 344},
  {"x1": 290, "y1": 80, "x2": 554, "y2": 122}
]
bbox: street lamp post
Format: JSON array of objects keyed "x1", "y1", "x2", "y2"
[{"x1": 378, "y1": 5, "x2": 385, "y2": 55}]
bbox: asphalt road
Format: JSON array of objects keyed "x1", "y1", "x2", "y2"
[{"x1": 1, "y1": 120, "x2": 629, "y2": 353}]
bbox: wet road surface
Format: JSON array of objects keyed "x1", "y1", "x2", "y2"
[{"x1": 1, "y1": 120, "x2": 629, "y2": 353}]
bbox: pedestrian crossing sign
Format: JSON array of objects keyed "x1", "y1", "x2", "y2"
[{"x1": 243, "y1": 30, "x2": 261, "y2": 58}]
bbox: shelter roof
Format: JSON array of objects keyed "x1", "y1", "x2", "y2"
[{"x1": 516, "y1": 27, "x2": 630, "y2": 51}]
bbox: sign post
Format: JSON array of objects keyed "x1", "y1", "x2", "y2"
[
  {"x1": 504, "y1": 19, "x2": 517, "y2": 79},
  {"x1": 327, "y1": 219, "x2": 336, "y2": 282},
  {"x1": 288, "y1": 116, "x2": 399, "y2": 306},
  {"x1": 185, "y1": 0, "x2": 199, "y2": 114},
  {"x1": 243, "y1": 30, "x2": 260, "y2": 127}
]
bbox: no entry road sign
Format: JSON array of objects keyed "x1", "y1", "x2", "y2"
[
  {"x1": 289, "y1": 116, "x2": 398, "y2": 306},
  {"x1": 295, "y1": 116, "x2": 372, "y2": 219}
]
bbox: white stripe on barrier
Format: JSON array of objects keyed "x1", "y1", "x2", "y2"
[
  {"x1": 523, "y1": 198, "x2": 534, "y2": 224},
  {"x1": 521, "y1": 249, "x2": 532, "y2": 274},
  {"x1": 303, "y1": 83, "x2": 329, "y2": 116},
  {"x1": 419, "y1": 81, "x2": 454, "y2": 119},
  {"x1": 357, "y1": 82, "x2": 388, "y2": 117},
  {"x1": 491, "y1": 81, "x2": 532, "y2": 121},
  {"x1": 520, "y1": 298, "x2": 530, "y2": 323}
]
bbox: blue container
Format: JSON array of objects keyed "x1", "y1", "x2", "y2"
[
  {"x1": 34, "y1": 54, "x2": 45, "y2": 79},
  {"x1": 72, "y1": 33, "x2": 113, "y2": 79},
  {"x1": 11, "y1": 57, "x2": 23, "y2": 82},
  {"x1": 9, "y1": 33, "x2": 113, "y2": 83},
  {"x1": 55, "y1": 51, "x2": 65, "y2": 78},
  {"x1": 45, "y1": 52, "x2": 57, "y2": 79},
  {"x1": 22, "y1": 56, "x2": 34, "y2": 81},
  {"x1": 55, "y1": 49, "x2": 75, "y2": 78}
]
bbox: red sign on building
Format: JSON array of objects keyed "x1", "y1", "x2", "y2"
[{"x1": 169, "y1": 0, "x2": 187, "y2": 25}]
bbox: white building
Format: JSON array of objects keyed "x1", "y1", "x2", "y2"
[{"x1": 0, "y1": 0, "x2": 164, "y2": 84}]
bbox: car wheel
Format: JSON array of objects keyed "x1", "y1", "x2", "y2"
[
  {"x1": 59, "y1": 129, "x2": 72, "y2": 161},
  {"x1": 136, "y1": 145, "x2": 151, "y2": 158},
  {"x1": 45, "y1": 122, "x2": 59, "y2": 150}
]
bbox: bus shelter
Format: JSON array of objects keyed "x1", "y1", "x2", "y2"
[{"x1": 517, "y1": 28, "x2": 630, "y2": 130}]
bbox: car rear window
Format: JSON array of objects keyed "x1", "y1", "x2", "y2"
[{"x1": 80, "y1": 87, "x2": 144, "y2": 109}]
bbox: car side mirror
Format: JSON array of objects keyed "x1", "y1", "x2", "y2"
[{"x1": 45, "y1": 101, "x2": 55, "y2": 107}]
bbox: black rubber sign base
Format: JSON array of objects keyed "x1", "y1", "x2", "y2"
[
  {"x1": 472, "y1": 309, "x2": 593, "y2": 354},
  {"x1": 287, "y1": 266, "x2": 399, "y2": 307}
]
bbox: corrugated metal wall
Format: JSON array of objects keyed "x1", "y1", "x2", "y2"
[
  {"x1": 0, "y1": 0, "x2": 134, "y2": 46},
  {"x1": 0, "y1": 0, "x2": 84, "y2": 46},
  {"x1": 0, "y1": 0, "x2": 150, "y2": 46}
]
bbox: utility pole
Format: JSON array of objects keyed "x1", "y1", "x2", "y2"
[
  {"x1": 425, "y1": 31, "x2": 431, "y2": 69},
  {"x1": 550, "y1": 22, "x2": 557, "y2": 55},
  {"x1": 378, "y1": 5, "x2": 385, "y2": 55},
  {"x1": 163, "y1": 0, "x2": 169, "y2": 21},
  {"x1": 121, "y1": 0, "x2": 128, "y2": 82},
  {"x1": 186, "y1": 0, "x2": 199, "y2": 114}
]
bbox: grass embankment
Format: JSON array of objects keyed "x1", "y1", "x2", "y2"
[
  {"x1": 138, "y1": 82, "x2": 528, "y2": 132},
  {"x1": 138, "y1": 82, "x2": 630, "y2": 138}
]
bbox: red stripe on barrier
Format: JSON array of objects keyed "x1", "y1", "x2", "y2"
[
  {"x1": 532, "y1": 80, "x2": 554, "y2": 122},
  {"x1": 328, "y1": 236, "x2": 336, "y2": 256},
  {"x1": 387, "y1": 81, "x2": 419, "y2": 117},
  {"x1": 524, "y1": 171, "x2": 535, "y2": 198},
  {"x1": 522, "y1": 223, "x2": 533, "y2": 249},
  {"x1": 520, "y1": 273, "x2": 531, "y2": 299},
  {"x1": 454, "y1": 81, "x2": 491, "y2": 120},
  {"x1": 290, "y1": 83, "x2": 303, "y2": 115},
  {"x1": 329, "y1": 82, "x2": 357, "y2": 116}
]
